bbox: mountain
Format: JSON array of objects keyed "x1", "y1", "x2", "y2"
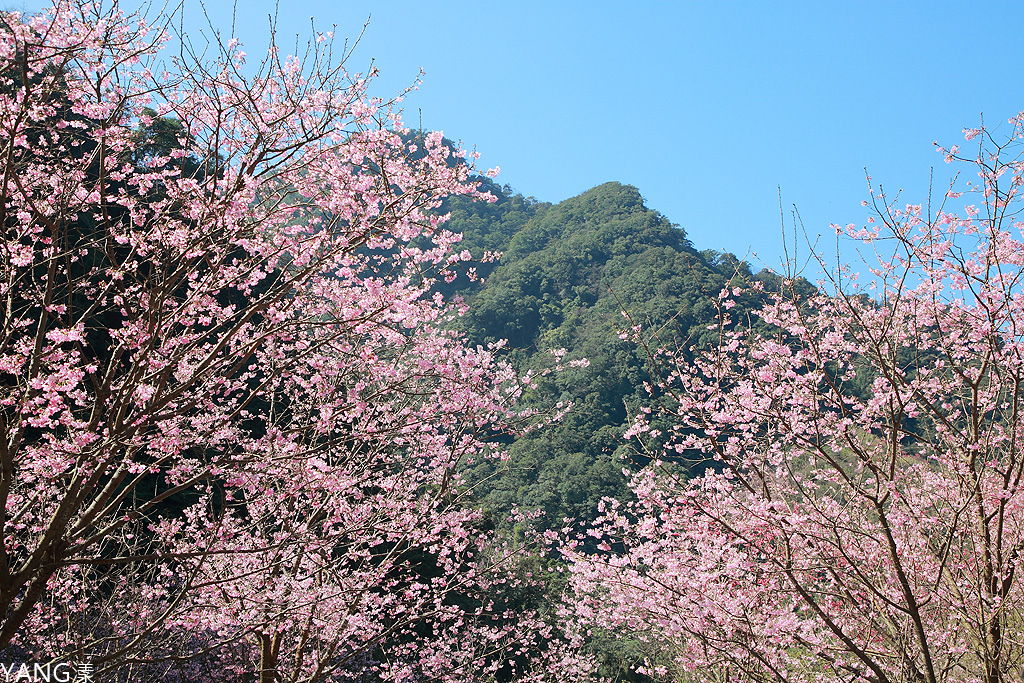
[{"x1": 437, "y1": 179, "x2": 769, "y2": 531}]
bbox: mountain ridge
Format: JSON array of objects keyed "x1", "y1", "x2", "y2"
[{"x1": 437, "y1": 178, "x2": 764, "y2": 530}]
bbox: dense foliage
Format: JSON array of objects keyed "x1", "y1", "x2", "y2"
[
  {"x1": 0, "y1": 3, "x2": 590, "y2": 680},
  {"x1": 437, "y1": 179, "x2": 770, "y2": 532}
]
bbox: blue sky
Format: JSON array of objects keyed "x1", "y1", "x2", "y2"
[{"x1": 13, "y1": 0, "x2": 1024, "y2": 271}]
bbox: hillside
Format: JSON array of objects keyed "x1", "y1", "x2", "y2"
[{"x1": 437, "y1": 179, "x2": 767, "y2": 530}]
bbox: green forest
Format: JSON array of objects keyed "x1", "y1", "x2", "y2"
[{"x1": 435, "y1": 177, "x2": 766, "y2": 532}]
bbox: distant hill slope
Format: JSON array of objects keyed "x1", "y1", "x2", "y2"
[{"x1": 438, "y1": 178, "x2": 766, "y2": 530}]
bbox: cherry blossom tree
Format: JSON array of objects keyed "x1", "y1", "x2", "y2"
[
  {"x1": 561, "y1": 117, "x2": 1024, "y2": 683},
  {"x1": 0, "y1": 1, "x2": 578, "y2": 679}
]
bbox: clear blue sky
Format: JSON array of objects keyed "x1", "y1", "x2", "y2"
[{"x1": 13, "y1": 0, "x2": 1024, "y2": 270}]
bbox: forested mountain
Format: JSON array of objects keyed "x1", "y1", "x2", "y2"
[{"x1": 436, "y1": 178, "x2": 771, "y2": 531}]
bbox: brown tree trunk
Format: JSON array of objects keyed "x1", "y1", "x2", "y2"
[{"x1": 258, "y1": 632, "x2": 283, "y2": 683}]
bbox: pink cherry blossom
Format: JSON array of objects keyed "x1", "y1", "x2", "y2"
[
  {"x1": 561, "y1": 114, "x2": 1024, "y2": 683},
  {"x1": 0, "y1": 2, "x2": 587, "y2": 680}
]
